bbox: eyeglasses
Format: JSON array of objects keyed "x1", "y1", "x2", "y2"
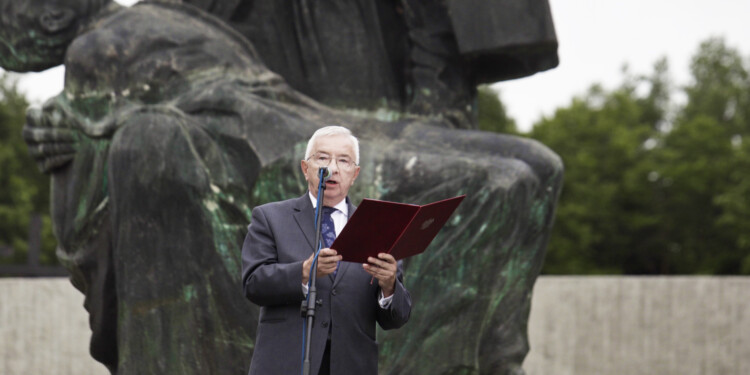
[{"x1": 306, "y1": 152, "x2": 358, "y2": 172}]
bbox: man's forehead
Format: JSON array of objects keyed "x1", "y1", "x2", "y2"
[{"x1": 312, "y1": 135, "x2": 355, "y2": 155}]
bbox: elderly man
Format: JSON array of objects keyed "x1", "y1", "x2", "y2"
[{"x1": 241, "y1": 125, "x2": 412, "y2": 375}]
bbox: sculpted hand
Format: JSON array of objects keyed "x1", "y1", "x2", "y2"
[
  {"x1": 302, "y1": 248, "x2": 342, "y2": 285},
  {"x1": 24, "y1": 99, "x2": 77, "y2": 173},
  {"x1": 363, "y1": 253, "x2": 397, "y2": 297},
  {"x1": 23, "y1": 93, "x2": 152, "y2": 173}
]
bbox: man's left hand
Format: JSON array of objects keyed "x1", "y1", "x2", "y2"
[{"x1": 363, "y1": 253, "x2": 397, "y2": 297}]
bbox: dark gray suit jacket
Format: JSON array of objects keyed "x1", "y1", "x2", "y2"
[{"x1": 242, "y1": 194, "x2": 411, "y2": 375}]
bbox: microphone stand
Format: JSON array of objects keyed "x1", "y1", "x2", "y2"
[{"x1": 301, "y1": 168, "x2": 327, "y2": 375}]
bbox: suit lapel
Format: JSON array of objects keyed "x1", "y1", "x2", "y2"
[{"x1": 292, "y1": 195, "x2": 316, "y2": 252}]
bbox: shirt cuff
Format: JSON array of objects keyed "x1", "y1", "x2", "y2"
[
  {"x1": 379, "y1": 290, "x2": 393, "y2": 308},
  {"x1": 302, "y1": 282, "x2": 309, "y2": 296}
]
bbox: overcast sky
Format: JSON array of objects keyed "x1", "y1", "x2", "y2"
[{"x1": 7, "y1": 0, "x2": 750, "y2": 132}]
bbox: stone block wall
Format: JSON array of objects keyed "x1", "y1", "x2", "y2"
[
  {"x1": 525, "y1": 277, "x2": 750, "y2": 375},
  {"x1": 0, "y1": 278, "x2": 108, "y2": 374},
  {"x1": 2, "y1": 277, "x2": 748, "y2": 374}
]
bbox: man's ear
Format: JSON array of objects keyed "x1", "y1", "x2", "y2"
[{"x1": 300, "y1": 160, "x2": 309, "y2": 178}]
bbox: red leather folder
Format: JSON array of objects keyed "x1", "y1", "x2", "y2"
[{"x1": 332, "y1": 195, "x2": 466, "y2": 263}]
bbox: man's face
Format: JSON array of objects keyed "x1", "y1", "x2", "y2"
[
  {"x1": 0, "y1": 0, "x2": 109, "y2": 72},
  {"x1": 301, "y1": 134, "x2": 360, "y2": 207}
]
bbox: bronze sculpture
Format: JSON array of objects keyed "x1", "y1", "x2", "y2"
[{"x1": 1, "y1": 1, "x2": 562, "y2": 373}]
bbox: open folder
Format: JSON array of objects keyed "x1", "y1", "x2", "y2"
[{"x1": 331, "y1": 195, "x2": 466, "y2": 263}]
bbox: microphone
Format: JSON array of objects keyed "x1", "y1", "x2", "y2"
[{"x1": 319, "y1": 167, "x2": 332, "y2": 182}]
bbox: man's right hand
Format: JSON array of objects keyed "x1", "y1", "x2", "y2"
[{"x1": 302, "y1": 248, "x2": 342, "y2": 285}]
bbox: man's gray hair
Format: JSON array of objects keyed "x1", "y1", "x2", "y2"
[{"x1": 304, "y1": 125, "x2": 360, "y2": 165}]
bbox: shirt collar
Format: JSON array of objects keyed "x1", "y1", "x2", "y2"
[{"x1": 308, "y1": 191, "x2": 348, "y2": 216}]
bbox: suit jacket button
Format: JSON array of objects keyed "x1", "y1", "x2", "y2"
[
  {"x1": 331, "y1": 289, "x2": 337, "y2": 296},
  {"x1": 322, "y1": 321, "x2": 329, "y2": 328}
]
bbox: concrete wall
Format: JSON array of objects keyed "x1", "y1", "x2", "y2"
[
  {"x1": 525, "y1": 277, "x2": 750, "y2": 375},
  {"x1": 0, "y1": 278, "x2": 108, "y2": 375},
  {"x1": 2, "y1": 277, "x2": 749, "y2": 374}
]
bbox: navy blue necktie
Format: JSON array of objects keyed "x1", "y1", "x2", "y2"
[
  {"x1": 321, "y1": 207, "x2": 337, "y2": 248},
  {"x1": 321, "y1": 206, "x2": 339, "y2": 276}
]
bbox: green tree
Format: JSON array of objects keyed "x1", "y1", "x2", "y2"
[
  {"x1": 529, "y1": 61, "x2": 671, "y2": 274},
  {"x1": 715, "y1": 137, "x2": 750, "y2": 273},
  {"x1": 663, "y1": 37, "x2": 750, "y2": 274},
  {"x1": 529, "y1": 38, "x2": 750, "y2": 275},
  {"x1": 0, "y1": 73, "x2": 57, "y2": 267}
]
